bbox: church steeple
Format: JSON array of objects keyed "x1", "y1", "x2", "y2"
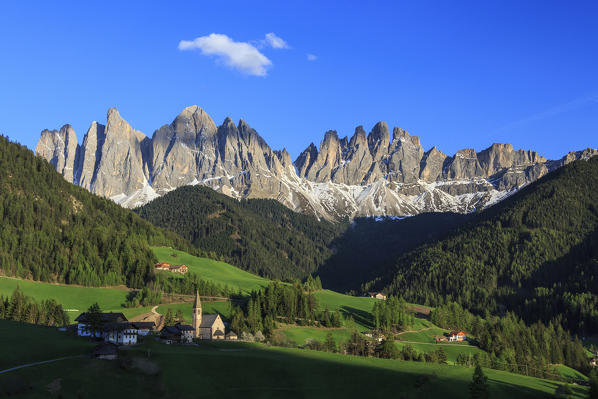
[{"x1": 192, "y1": 289, "x2": 202, "y2": 338}]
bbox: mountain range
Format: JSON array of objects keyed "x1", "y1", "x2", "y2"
[{"x1": 35, "y1": 106, "x2": 597, "y2": 220}]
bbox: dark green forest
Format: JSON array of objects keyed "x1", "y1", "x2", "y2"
[
  {"x1": 0, "y1": 136, "x2": 193, "y2": 288},
  {"x1": 317, "y1": 213, "x2": 469, "y2": 293},
  {"x1": 134, "y1": 185, "x2": 346, "y2": 280},
  {"x1": 364, "y1": 157, "x2": 598, "y2": 334}
]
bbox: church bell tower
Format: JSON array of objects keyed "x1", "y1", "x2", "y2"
[{"x1": 192, "y1": 289, "x2": 202, "y2": 338}]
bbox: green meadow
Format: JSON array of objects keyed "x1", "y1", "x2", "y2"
[
  {"x1": 0, "y1": 323, "x2": 588, "y2": 399},
  {"x1": 0, "y1": 277, "x2": 149, "y2": 320},
  {"x1": 152, "y1": 247, "x2": 269, "y2": 292}
]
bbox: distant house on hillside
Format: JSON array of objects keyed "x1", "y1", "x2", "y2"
[
  {"x1": 225, "y1": 331, "x2": 238, "y2": 340},
  {"x1": 154, "y1": 262, "x2": 188, "y2": 274},
  {"x1": 155, "y1": 262, "x2": 171, "y2": 271},
  {"x1": 368, "y1": 292, "x2": 387, "y2": 300},
  {"x1": 434, "y1": 335, "x2": 448, "y2": 343},
  {"x1": 448, "y1": 331, "x2": 467, "y2": 342},
  {"x1": 169, "y1": 264, "x2": 188, "y2": 274},
  {"x1": 591, "y1": 357, "x2": 597, "y2": 367}
]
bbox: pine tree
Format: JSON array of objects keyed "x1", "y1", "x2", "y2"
[
  {"x1": 324, "y1": 332, "x2": 336, "y2": 353},
  {"x1": 164, "y1": 309, "x2": 175, "y2": 326},
  {"x1": 469, "y1": 365, "x2": 490, "y2": 399}
]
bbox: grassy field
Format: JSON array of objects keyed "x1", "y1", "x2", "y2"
[
  {"x1": 279, "y1": 326, "x2": 353, "y2": 346},
  {"x1": 0, "y1": 329, "x2": 588, "y2": 399},
  {"x1": 0, "y1": 319, "x2": 94, "y2": 370},
  {"x1": 395, "y1": 340, "x2": 487, "y2": 364},
  {"x1": 152, "y1": 247, "x2": 269, "y2": 292},
  {"x1": 0, "y1": 276, "x2": 150, "y2": 321}
]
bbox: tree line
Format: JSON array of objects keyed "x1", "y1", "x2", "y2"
[
  {"x1": 229, "y1": 282, "x2": 342, "y2": 336},
  {"x1": 0, "y1": 286, "x2": 69, "y2": 327}
]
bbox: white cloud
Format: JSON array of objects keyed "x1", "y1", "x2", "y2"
[
  {"x1": 306, "y1": 54, "x2": 317, "y2": 61},
  {"x1": 264, "y1": 32, "x2": 289, "y2": 49},
  {"x1": 178, "y1": 33, "x2": 272, "y2": 76}
]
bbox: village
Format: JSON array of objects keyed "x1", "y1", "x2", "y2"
[{"x1": 74, "y1": 290, "x2": 238, "y2": 359}]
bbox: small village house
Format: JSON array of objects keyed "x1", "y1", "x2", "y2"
[
  {"x1": 160, "y1": 324, "x2": 195, "y2": 344},
  {"x1": 225, "y1": 331, "x2": 238, "y2": 340},
  {"x1": 591, "y1": 357, "x2": 597, "y2": 367},
  {"x1": 448, "y1": 331, "x2": 467, "y2": 342},
  {"x1": 169, "y1": 264, "x2": 188, "y2": 274},
  {"x1": 154, "y1": 262, "x2": 171, "y2": 271},
  {"x1": 75, "y1": 312, "x2": 127, "y2": 338}
]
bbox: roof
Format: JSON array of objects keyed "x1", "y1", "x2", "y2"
[
  {"x1": 170, "y1": 264, "x2": 187, "y2": 269},
  {"x1": 75, "y1": 312, "x2": 127, "y2": 323},
  {"x1": 131, "y1": 322, "x2": 155, "y2": 330},
  {"x1": 214, "y1": 330, "x2": 225, "y2": 336},
  {"x1": 199, "y1": 314, "x2": 219, "y2": 328},
  {"x1": 193, "y1": 289, "x2": 201, "y2": 310},
  {"x1": 226, "y1": 331, "x2": 237, "y2": 337},
  {"x1": 449, "y1": 331, "x2": 466, "y2": 336},
  {"x1": 175, "y1": 324, "x2": 194, "y2": 331}
]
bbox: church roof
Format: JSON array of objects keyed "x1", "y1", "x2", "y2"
[
  {"x1": 199, "y1": 314, "x2": 219, "y2": 328},
  {"x1": 193, "y1": 289, "x2": 201, "y2": 309}
]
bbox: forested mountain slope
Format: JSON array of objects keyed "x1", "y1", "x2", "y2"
[
  {"x1": 316, "y1": 213, "x2": 470, "y2": 293},
  {"x1": 0, "y1": 136, "x2": 193, "y2": 287},
  {"x1": 135, "y1": 185, "x2": 346, "y2": 279},
  {"x1": 364, "y1": 157, "x2": 598, "y2": 334}
]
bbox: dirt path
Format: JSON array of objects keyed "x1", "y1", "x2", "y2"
[{"x1": 0, "y1": 355, "x2": 84, "y2": 375}]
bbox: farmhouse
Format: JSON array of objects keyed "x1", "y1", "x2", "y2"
[
  {"x1": 160, "y1": 324, "x2": 195, "y2": 344},
  {"x1": 225, "y1": 331, "x2": 238, "y2": 340},
  {"x1": 154, "y1": 262, "x2": 188, "y2": 274},
  {"x1": 169, "y1": 264, "x2": 188, "y2": 274},
  {"x1": 448, "y1": 331, "x2": 467, "y2": 342},
  {"x1": 103, "y1": 322, "x2": 138, "y2": 345},
  {"x1": 75, "y1": 313, "x2": 156, "y2": 345},
  {"x1": 75, "y1": 312, "x2": 127, "y2": 338},
  {"x1": 154, "y1": 262, "x2": 171, "y2": 271}
]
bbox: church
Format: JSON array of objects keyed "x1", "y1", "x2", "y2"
[{"x1": 192, "y1": 290, "x2": 226, "y2": 340}]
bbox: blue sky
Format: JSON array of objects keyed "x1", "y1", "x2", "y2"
[{"x1": 0, "y1": 0, "x2": 596, "y2": 160}]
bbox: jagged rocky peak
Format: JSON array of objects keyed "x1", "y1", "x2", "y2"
[
  {"x1": 367, "y1": 121, "x2": 390, "y2": 160},
  {"x1": 294, "y1": 142, "x2": 318, "y2": 177},
  {"x1": 35, "y1": 105, "x2": 597, "y2": 221},
  {"x1": 35, "y1": 124, "x2": 78, "y2": 183},
  {"x1": 419, "y1": 146, "x2": 448, "y2": 182},
  {"x1": 76, "y1": 121, "x2": 106, "y2": 190}
]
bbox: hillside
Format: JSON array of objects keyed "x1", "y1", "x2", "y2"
[
  {"x1": 365, "y1": 157, "x2": 598, "y2": 334},
  {"x1": 0, "y1": 321, "x2": 589, "y2": 398},
  {"x1": 316, "y1": 213, "x2": 469, "y2": 292},
  {"x1": 0, "y1": 136, "x2": 193, "y2": 288},
  {"x1": 135, "y1": 185, "x2": 345, "y2": 279}
]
